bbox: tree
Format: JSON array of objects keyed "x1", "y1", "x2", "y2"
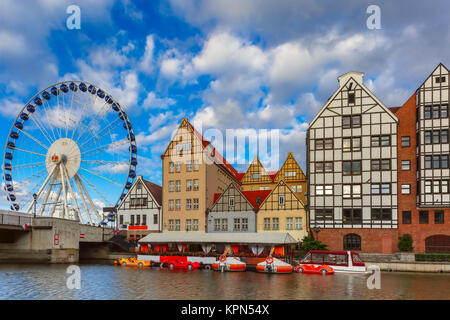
[
  {"x1": 398, "y1": 234, "x2": 414, "y2": 252},
  {"x1": 300, "y1": 235, "x2": 328, "y2": 251}
]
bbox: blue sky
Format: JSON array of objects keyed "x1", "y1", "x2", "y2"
[{"x1": 0, "y1": 0, "x2": 449, "y2": 209}]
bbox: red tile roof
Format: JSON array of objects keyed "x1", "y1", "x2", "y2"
[
  {"x1": 213, "y1": 189, "x2": 271, "y2": 209},
  {"x1": 143, "y1": 179, "x2": 162, "y2": 206}
]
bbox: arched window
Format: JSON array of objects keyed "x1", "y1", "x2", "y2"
[{"x1": 344, "y1": 233, "x2": 361, "y2": 250}]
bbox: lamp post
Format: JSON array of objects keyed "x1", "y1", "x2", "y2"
[
  {"x1": 32, "y1": 193, "x2": 37, "y2": 219},
  {"x1": 313, "y1": 226, "x2": 321, "y2": 241}
]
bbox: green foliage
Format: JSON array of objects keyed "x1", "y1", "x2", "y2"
[
  {"x1": 397, "y1": 234, "x2": 414, "y2": 252},
  {"x1": 300, "y1": 235, "x2": 328, "y2": 251},
  {"x1": 415, "y1": 253, "x2": 450, "y2": 262}
]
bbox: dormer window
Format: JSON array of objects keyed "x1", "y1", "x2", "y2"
[{"x1": 229, "y1": 197, "x2": 234, "y2": 206}]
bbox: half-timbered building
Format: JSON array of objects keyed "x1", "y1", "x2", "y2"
[
  {"x1": 117, "y1": 175, "x2": 162, "y2": 241},
  {"x1": 307, "y1": 71, "x2": 399, "y2": 253}
]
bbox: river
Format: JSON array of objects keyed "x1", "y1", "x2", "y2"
[{"x1": 0, "y1": 263, "x2": 449, "y2": 300}]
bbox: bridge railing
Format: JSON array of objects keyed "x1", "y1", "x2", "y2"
[{"x1": 0, "y1": 210, "x2": 33, "y2": 227}]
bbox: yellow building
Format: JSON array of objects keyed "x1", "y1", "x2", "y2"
[
  {"x1": 273, "y1": 152, "x2": 307, "y2": 205},
  {"x1": 239, "y1": 153, "x2": 307, "y2": 205},
  {"x1": 161, "y1": 118, "x2": 240, "y2": 232},
  {"x1": 256, "y1": 180, "x2": 308, "y2": 242}
]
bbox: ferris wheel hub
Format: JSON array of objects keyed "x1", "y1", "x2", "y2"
[{"x1": 45, "y1": 138, "x2": 81, "y2": 180}]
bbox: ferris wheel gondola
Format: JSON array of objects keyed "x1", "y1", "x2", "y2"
[{"x1": 2, "y1": 81, "x2": 137, "y2": 224}]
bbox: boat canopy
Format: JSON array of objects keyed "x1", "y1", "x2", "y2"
[{"x1": 139, "y1": 232, "x2": 298, "y2": 245}]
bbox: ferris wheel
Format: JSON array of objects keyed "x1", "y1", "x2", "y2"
[{"x1": 2, "y1": 81, "x2": 137, "y2": 224}]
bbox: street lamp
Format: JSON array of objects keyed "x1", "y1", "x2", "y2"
[
  {"x1": 32, "y1": 193, "x2": 37, "y2": 218},
  {"x1": 313, "y1": 226, "x2": 321, "y2": 241}
]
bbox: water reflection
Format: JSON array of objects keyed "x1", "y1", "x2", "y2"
[{"x1": 0, "y1": 263, "x2": 448, "y2": 300}]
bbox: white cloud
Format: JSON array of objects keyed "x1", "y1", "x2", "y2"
[
  {"x1": 139, "y1": 34, "x2": 155, "y2": 74},
  {"x1": 142, "y1": 92, "x2": 176, "y2": 110}
]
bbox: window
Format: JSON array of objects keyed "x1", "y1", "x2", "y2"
[
  {"x1": 264, "y1": 218, "x2": 270, "y2": 230},
  {"x1": 229, "y1": 197, "x2": 235, "y2": 206},
  {"x1": 295, "y1": 217, "x2": 303, "y2": 230},
  {"x1": 424, "y1": 180, "x2": 449, "y2": 193},
  {"x1": 424, "y1": 104, "x2": 448, "y2": 119},
  {"x1": 419, "y1": 211, "x2": 429, "y2": 224},
  {"x1": 136, "y1": 215, "x2": 141, "y2": 225},
  {"x1": 153, "y1": 214, "x2": 157, "y2": 225},
  {"x1": 186, "y1": 179, "x2": 192, "y2": 191},
  {"x1": 343, "y1": 184, "x2": 361, "y2": 198},
  {"x1": 168, "y1": 200, "x2": 174, "y2": 211},
  {"x1": 169, "y1": 162, "x2": 174, "y2": 173},
  {"x1": 233, "y1": 218, "x2": 241, "y2": 231},
  {"x1": 193, "y1": 219, "x2": 198, "y2": 231},
  {"x1": 401, "y1": 160, "x2": 411, "y2": 170},
  {"x1": 221, "y1": 218, "x2": 228, "y2": 231},
  {"x1": 425, "y1": 130, "x2": 448, "y2": 144},
  {"x1": 342, "y1": 115, "x2": 361, "y2": 128},
  {"x1": 175, "y1": 180, "x2": 181, "y2": 192},
  {"x1": 169, "y1": 220, "x2": 174, "y2": 231},
  {"x1": 175, "y1": 161, "x2": 181, "y2": 172},
  {"x1": 130, "y1": 215, "x2": 135, "y2": 225},
  {"x1": 193, "y1": 198, "x2": 199, "y2": 209},
  {"x1": 435, "y1": 211, "x2": 444, "y2": 224},
  {"x1": 315, "y1": 209, "x2": 333, "y2": 221},
  {"x1": 425, "y1": 155, "x2": 448, "y2": 169},
  {"x1": 371, "y1": 135, "x2": 391, "y2": 147},
  {"x1": 371, "y1": 208, "x2": 392, "y2": 221},
  {"x1": 343, "y1": 208, "x2": 362, "y2": 224},
  {"x1": 193, "y1": 160, "x2": 199, "y2": 171},
  {"x1": 316, "y1": 162, "x2": 333, "y2": 172},
  {"x1": 193, "y1": 179, "x2": 199, "y2": 191},
  {"x1": 175, "y1": 219, "x2": 180, "y2": 231},
  {"x1": 371, "y1": 183, "x2": 391, "y2": 194},
  {"x1": 175, "y1": 199, "x2": 181, "y2": 211},
  {"x1": 401, "y1": 136, "x2": 410, "y2": 147},
  {"x1": 285, "y1": 171, "x2": 296, "y2": 177},
  {"x1": 348, "y1": 92, "x2": 355, "y2": 104},
  {"x1": 186, "y1": 219, "x2": 192, "y2": 231},
  {"x1": 343, "y1": 161, "x2": 361, "y2": 175},
  {"x1": 242, "y1": 218, "x2": 248, "y2": 231},
  {"x1": 186, "y1": 199, "x2": 192, "y2": 210},
  {"x1": 343, "y1": 234, "x2": 361, "y2": 250},
  {"x1": 186, "y1": 161, "x2": 192, "y2": 172},
  {"x1": 142, "y1": 215, "x2": 147, "y2": 226},
  {"x1": 342, "y1": 137, "x2": 361, "y2": 152},
  {"x1": 315, "y1": 139, "x2": 333, "y2": 150},
  {"x1": 435, "y1": 76, "x2": 447, "y2": 84},
  {"x1": 272, "y1": 218, "x2": 279, "y2": 230},
  {"x1": 371, "y1": 159, "x2": 391, "y2": 171},
  {"x1": 214, "y1": 219, "x2": 220, "y2": 231},
  {"x1": 169, "y1": 181, "x2": 175, "y2": 192},
  {"x1": 119, "y1": 215, "x2": 123, "y2": 225},
  {"x1": 315, "y1": 185, "x2": 333, "y2": 195},
  {"x1": 278, "y1": 195, "x2": 285, "y2": 205},
  {"x1": 401, "y1": 184, "x2": 411, "y2": 194},
  {"x1": 286, "y1": 217, "x2": 293, "y2": 230},
  {"x1": 402, "y1": 211, "x2": 411, "y2": 224}
]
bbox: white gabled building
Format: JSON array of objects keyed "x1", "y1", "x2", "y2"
[
  {"x1": 117, "y1": 175, "x2": 162, "y2": 241},
  {"x1": 307, "y1": 71, "x2": 399, "y2": 253}
]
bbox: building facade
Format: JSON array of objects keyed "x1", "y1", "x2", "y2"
[
  {"x1": 307, "y1": 71, "x2": 399, "y2": 253},
  {"x1": 117, "y1": 175, "x2": 162, "y2": 241},
  {"x1": 273, "y1": 152, "x2": 307, "y2": 205},
  {"x1": 206, "y1": 183, "x2": 270, "y2": 233},
  {"x1": 161, "y1": 118, "x2": 240, "y2": 233},
  {"x1": 257, "y1": 180, "x2": 307, "y2": 242},
  {"x1": 397, "y1": 63, "x2": 450, "y2": 253}
]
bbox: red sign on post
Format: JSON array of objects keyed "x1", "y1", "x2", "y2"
[{"x1": 54, "y1": 233, "x2": 59, "y2": 246}]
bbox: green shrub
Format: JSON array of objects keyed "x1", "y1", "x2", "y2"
[
  {"x1": 300, "y1": 235, "x2": 328, "y2": 251},
  {"x1": 398, "y1": 234, "x2": 414, "y2": 252},
  {"x1": 415, "y1": 253, "x2": 450, "y2": 262}
]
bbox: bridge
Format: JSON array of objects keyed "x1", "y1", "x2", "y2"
[{"x1": 0, "y1": 210, "x2": 115, "y2": 263}]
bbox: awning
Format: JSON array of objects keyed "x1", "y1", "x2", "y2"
[{"x1": 139, "y1": 232, "x2": 298, "y2": 245}]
